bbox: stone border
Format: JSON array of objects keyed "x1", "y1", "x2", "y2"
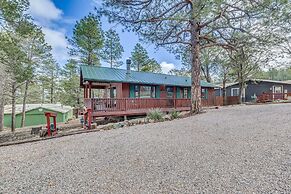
[{"x1": 0, "y1": 111, "x2": 193, "y2": 147}]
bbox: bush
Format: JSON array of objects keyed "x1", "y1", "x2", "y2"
[
  {"x1": 170, "y1": 110, "x2": 179, "y2": 120},
  {"x1": 147, "y1": 108, "x2": 164, "y2": 122}
]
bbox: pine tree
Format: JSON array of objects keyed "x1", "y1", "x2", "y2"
[
  {"x1": 68, "y1": 13, "x2": 104, "y2": 66},
  {"x1": 100, "y1": 0, "x2": 290, "y2": 113},
  {"x1": 102, "y1": 29, "x2": 124, "y2": 68},
  {"x1": 131, "y1": 43, "x2": 161, "y2": 73},
  {"x1": 59, "y1": 59, "x2": 82, "y2": 107}
]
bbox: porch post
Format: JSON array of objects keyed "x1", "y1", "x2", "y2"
[
  {"x1": 46, "y1": 114, "x2": 51, "y2": 137},
  {"x1": 84, "y1": 82, "x2": 89, "y2": 98},
  {"x1": 84, "y1": 84, "x2": 87, "y2": 98},
  {"x1": 53, "y1": 115, "x2": 57, "y2": 135},
  {"x1": 89, "y1": 82, "x2": 92, "y2": 98},
  {"x1": 104, "y1": 86, "x2": 108, "y2": 98},
  {"x1": 88, "y1": 109, "x2": 92, "y2": 129},
  {"x1": 173, "y1": 87, "x2": 176, "y2": 109}
]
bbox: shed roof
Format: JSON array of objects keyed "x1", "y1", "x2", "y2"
[
  {"x1": 225, "y1": 79, "x2": 291, "y2": 88},
  {"x1": 80, "y1": 65, "x2": 217, "y2": 88},
  {"x1": 4, "y1": 104, "x2": 73, "y2": 115}
]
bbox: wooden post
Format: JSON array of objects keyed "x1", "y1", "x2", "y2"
[
  {"x1": 53, "y1": 115, "x2": 57, "y2": 135},
  {"x1": 88, "y1": 109, "x2": 92, "y2": 129},
  {"x1": 46, "y1": 114, "x2": 51, "y2": 137},
  {"x1": 89, "y1": 82, "x2": 92, "y2": 98},
  {"x1": 85, "y1": 84, "x2": 88, "y2": 98}
]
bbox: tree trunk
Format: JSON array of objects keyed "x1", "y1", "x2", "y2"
[
  {"x1": 50, "y1": 78, "x2": 54, "y2": 104},
  {"x1": 41, "y1": 82, "x2": 45, "y2": 104},
  {"x1": 11, "y1": 82, "x2": 16, "y2": 132},
  {"x1": 50, "y1": 86, "x2": 53, "y2": 103},
  {"x1": 0, "y1": 78, "x2": 5, "y2": 131},
  {"x1": 222, "y1": 78, "x2": 227, "y2": 106},
  {"x1": 0, "y1": 95, "x2": 4, "y2": 131},
  {"x1": 110, "y1": 39, "x2": 113, "y2": 68},
  {"x1": 21, "y1": 80, "x2": 29, "y2": 128},
  {"x1": 238, "y1": 80, "x2": 245, "y2": 104},
  {"x1": 238, "y1": 64, "x2": 244, "y2": 104},
  {"x1": 201, "y1": 66, "x2": 211, "y2": 83},
  {"x1": 190, "y1": 21, "x2": 201, "y2": 113},
  {"x1": 205, "y1": 64, "x2": 211, "y2": 82}
]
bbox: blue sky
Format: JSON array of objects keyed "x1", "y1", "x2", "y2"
[{"x1": 28, "y1": 0, "x2": 180, "y2": 73}]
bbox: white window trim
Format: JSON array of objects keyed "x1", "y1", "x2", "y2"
[
  {"x1": 272, "y1": 85, "x2": 283, "y2": 93},
  {"x1": 231, "y1": 88, "x2": 240, "y2": 96}
]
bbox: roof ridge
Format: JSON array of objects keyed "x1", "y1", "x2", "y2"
[
  {"x1": 81, "y1": 65, "x2": 218, "y2": 88},
  {"x1": 80, "y1": 65, "x2": 191, "y2": 79}
]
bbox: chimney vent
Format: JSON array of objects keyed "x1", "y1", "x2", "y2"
[{"x1": 126, "y1": 59, "x2": 131, "y2": 74}]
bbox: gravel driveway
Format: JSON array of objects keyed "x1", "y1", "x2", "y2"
[{"x1": 0, "y1": 104, "x2": 290, "y2": 193}]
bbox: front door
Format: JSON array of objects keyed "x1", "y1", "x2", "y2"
[{"x1": 166, "y1": 86, "x2": 174, "y2": 107}]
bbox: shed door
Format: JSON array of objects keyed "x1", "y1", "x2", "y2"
[{"x1": 272, "y1": 85, "x2": 283, "y2": 100}]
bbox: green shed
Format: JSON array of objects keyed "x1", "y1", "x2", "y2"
[{"x1": 4, "y1": 104, "x2": 73, "y2": 128}]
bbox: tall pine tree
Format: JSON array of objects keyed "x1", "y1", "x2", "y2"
[
  {"x1": 102, "y1": 29, "x2": 124, "y2": 68},
  {"x1": 68, "y1": 13, "x2": 104, "y2": 66},
  {"x1": 131, "y1": 43, "x2": 161, "y2": 73}
]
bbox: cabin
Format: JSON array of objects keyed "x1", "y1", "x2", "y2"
[
  {"x1": 226, "y1": 79, "x2": 291, "y2": 102},
  {"x1": 80, "y1": 65, "x2": 221, "y2": 126}
]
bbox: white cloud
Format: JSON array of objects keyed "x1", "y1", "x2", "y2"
[
  {"x1": 29, "y1": 0, "x2": 63, "y2": 21},
  {"x1": 29, "y1": 0, "x2": 69, "y2": 65},
  {"x1": 160, "y1": 62, "x2": 175, "y2": 74},
  {"x1": 42, "y1": 27, "x2": 69, "y2": 64},
  {"x1": 91, "y1": 0, "x2": 103, "y2": 6}
]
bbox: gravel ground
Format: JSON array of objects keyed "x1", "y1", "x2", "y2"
[{"x1": 0, "y1": 104, "x2": 290, "y2": 193}]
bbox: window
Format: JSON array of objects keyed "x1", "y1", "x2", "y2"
[
  {"x1": 140, "y1": 86, "x2": 155, "y2": 98},
  {"x1": 166, "y1": 87, "x2": 174, "y2": 98},
  {"x1": 109, "y1": 87, "x2": 116, "y2": 98},
  {"x1": 134, "y1": 85, "x2": 139, "y2": 98},
  {"x1": 231, "y1": 88, "x2": 240, "y2": 96},
  {"x1": 134, "y1": 85, "x2": 156, "y2": 98},
  {"x1": 182, "y1": 88, "x2": 188, "y2": 99},
  {"x1": 201, "y1": 88, "x2": 208, "y2": 99}
]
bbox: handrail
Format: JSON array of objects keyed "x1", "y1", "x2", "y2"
[{"x1": 84, "y1": 97, "x2": 225, "y2": 112}]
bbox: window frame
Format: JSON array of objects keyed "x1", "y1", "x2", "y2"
[
  {"x1": 182, "y1": 88, "x2": 188, "y2": 99},
  {"x1": 166, "y1": 86, "x2": 174, "y2": 98},
  {"x1": 134, "y1": 85, "x2": 156, "y2": 98},
  {"x1": 231, "y1": 88, "x2": 240, "y2": 96},
  {"x1": 201, "y1": 88, "x2": 208, "y2": 99}
]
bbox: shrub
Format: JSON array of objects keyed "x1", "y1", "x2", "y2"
[
  {"x1": 170, "y1": 110, "x2": 179, "y2": 120},
  {"x1": 147, "y1": 108, "x2": 164, "y2": 122}
]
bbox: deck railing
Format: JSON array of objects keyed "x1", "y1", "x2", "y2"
[
  {"x1": 85, "y1": 98, "x2": 192, "y2": 112},
  {"x1": 257, "y1": 92, "x2": 291, "y2": 103},
  {"x1": 84, "y1": 97, "x2": 226, "y2": 113}
]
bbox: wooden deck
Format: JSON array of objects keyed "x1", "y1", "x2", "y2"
[
  {"x1": 84, "y1": 97, "x2": 224, "y2": 117},
  {"x1": 257, "y1": 93, "x2": 291, "y2": 103}
]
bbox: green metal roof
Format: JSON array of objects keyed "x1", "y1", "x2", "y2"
[{"x1": 80, "y1": 65, "x2": 217, "y2": 88}]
